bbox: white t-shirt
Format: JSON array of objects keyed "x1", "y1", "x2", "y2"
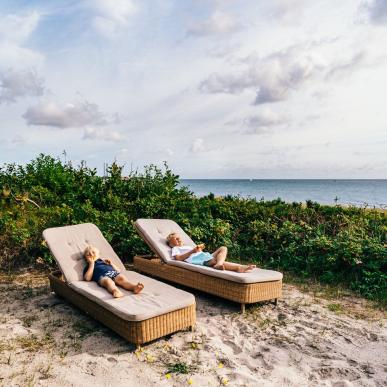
[{"x1": 171, "y1": 245, "x2": 200, "y2": 264}]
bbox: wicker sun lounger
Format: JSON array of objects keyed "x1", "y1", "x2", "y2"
[
  {"x1": 43, "y1": 223, "x2": 196, "y2": 346},
  {"x1": 134, "y1": 219, "x2": 283, "y2": 313}
]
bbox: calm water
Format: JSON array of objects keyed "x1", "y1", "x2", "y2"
[{"x1": 179, "y1": 179, "x2": 387, "y2": 208}]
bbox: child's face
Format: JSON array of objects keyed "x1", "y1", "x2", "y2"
[
  {"x1": 85, "y1": 248, "x2": 99, "y2": 262},
  {"x1": 168, "y1": 234, "x2": 182, "y2": 247}
]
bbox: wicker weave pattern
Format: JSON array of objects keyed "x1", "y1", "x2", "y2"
[
  {"x1": 134, "y1": 256, "x2": 282, "y2": 304},
  {"x1": 49, "y1": 271, "x2": 196, "y2": 345}
]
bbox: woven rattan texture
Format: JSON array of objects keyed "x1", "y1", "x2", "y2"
[
  {"x1": 133, "y1": 256, "x2": 282, "y2": 304},
  {"x1": 48, "y1": 271, "x2": 196, "y2": 344}
]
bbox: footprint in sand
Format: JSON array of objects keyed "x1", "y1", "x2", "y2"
[
  {"x1": 347, "y1": 359, "x2": 358, "y2": 367},
  {"x1": 360, "y1": 363, "x2": 376, "y2": 376},
  {"x1": 315, "y1": 366, "x2": 362, "y2": 381},
  {"x1": 331, "y1": 381, "x2": 355, "y2": 387},
  {"x1": 223, "y1": 340, "x2": 243, "y2": 355}
]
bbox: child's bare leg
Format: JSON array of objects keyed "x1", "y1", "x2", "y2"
[
  {"x1": 114, "y1": 274, "x2": 144, "y2": 294},
  {"x1": 209, "y1": 246, "x2": 228, "y2": 270},
  {"x1": 99, "y1": 277, "x2": 123, "y2": 298},
  {"x1": 223, "y1": 262, "x2": 257, "y2": 273}
]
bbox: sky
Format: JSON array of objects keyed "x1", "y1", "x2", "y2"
[{"x1": 0, "y1": 0, "x2": 386, "y2": 178}]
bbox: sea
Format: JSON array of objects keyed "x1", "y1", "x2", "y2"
[{"x1": 179, "y1": 179, "x2": 387, "y2": 208}]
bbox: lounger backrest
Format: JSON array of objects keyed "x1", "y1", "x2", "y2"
[
  {"x1": 134, "y1": 219, "x2": 195, "y2": 262},
  {"x1": 43, "y1": 223, "x2": 125, "y2": 284}
]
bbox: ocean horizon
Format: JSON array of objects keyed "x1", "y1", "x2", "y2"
[{"x1": 179, "y1": 179, "x2": 387, "y2": 208}]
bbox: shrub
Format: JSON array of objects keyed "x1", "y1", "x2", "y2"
[{"x1": 0, "y1": 154, "x2": 386, "y2": 302}]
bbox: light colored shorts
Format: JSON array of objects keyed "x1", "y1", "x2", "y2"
[{"x1": 189, "y1": 252, "x2": 213, "y2": 266}]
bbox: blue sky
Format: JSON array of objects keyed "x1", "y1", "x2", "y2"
[{"x1": 0, "y1": 0, "x2": 386, "y2": 178}]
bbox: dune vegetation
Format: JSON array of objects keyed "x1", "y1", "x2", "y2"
[{"x1": 0, "y1": 154, "x2": 386, "y2": 303}]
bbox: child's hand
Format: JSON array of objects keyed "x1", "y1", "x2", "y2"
[
  {"x1": 85, "y1": 255, "x2": 95, "y2": 264},
  {"x1": 194, "y1": 244, "x2": 204, "y2": 253},
  {"x1": 104, "y1": 258, "x2": 112, "y2": 265}
]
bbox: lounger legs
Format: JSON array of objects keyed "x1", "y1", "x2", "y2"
[
  {"x1": 240, "y1": 303, "x2": 246, "y2": 314},
  {"x1": 274, "y1": 298, "x2": 278, "y2": 306}
]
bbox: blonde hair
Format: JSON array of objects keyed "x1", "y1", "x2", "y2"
[
  {"x1": 84, "y1": 245, "x2": 99, "y2": 258},
  {"x1": 166, "y1": 233, "x2": 178, "y2": 247}
]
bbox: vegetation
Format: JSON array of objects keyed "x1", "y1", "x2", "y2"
[
  {"x1": 166, "y1": 362, "x2": 191, "y2": 375},
  {"x1": 0, "y1": 154, "x2": 386, "y2": 303}
]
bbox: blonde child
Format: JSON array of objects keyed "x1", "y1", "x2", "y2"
[
  {"x1": 166, "y1": 233, "x2": 256, "y2": 273},
  {"x1": 83, "y1": 246, "x2": 144, "y2": 298}
]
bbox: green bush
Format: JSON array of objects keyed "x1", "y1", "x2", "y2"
[{"x1": 0, "y1": 154, "x2": 386, "y2": 302}]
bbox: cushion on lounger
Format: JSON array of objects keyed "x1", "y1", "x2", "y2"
[
  {"x1": 135, "y1": 219, "x2": 195, "y2": 262},
  {"x1": 43, "y1": 223, "x2": 125, "y2": 284},
  {"x1": 168, "y1": 260, "x2": 283, "y2": 284},
  {"x1": 69, "y1": 270, "x2": 195, "y2": 321},
  {"x1": 135, "y1": 218, "x2": 283, "y2": 284}
]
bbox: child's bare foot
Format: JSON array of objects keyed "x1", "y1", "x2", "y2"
[
  {"x1": 214, "y1": 264, "x2": 225, "y2": 270},
  {"x1": 133, "y1": 282, "x2": 144, "y2": 294},
  {"x1": 237, "y1": 264, "x2": 256, "y2": 273},
  {"x1": 112, "y1": 289, "x2": 124, "y2": 298}
]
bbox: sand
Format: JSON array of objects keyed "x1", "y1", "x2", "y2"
[{"x1": 0, "y1": 271, "x2": 386, "y2": 387}]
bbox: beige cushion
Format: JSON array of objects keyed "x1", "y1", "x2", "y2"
[
  {"x1": 135, "y1": 219, "x2": 194, "y2": 262},
  {"x1": 43, "y1": 223, "x2": 125, "y2": 284},
  {"x1": 168, "y1": 260, "x2": 283, "y2": 283},
  {"x1": 135, "y1": 218, "x2": 283, "y2": 284},
  {"x1": 70, "y1": 270, "x2": 195, "y2": 321}
]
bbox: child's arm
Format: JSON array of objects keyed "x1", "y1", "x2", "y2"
[
  {"x1": 84, "y1": 261, "x2": 95, "y2": 281},
  {"x1": 174, "y1": 245, "x2": 203, "y2": 261},
  {"x1": 104, "y1": 258, "x2": 120, "y2": 271}
]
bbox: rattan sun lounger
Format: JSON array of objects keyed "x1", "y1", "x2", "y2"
[
  {"x1": 134, "y1": 219, "x2": 283, "y2": 313},
  {"x1": 43, "y1": 223, "x2": 196, "y2": 345}
]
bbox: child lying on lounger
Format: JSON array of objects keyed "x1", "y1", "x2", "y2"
[
  {"x1": 83, "y1": 246, "x2": 144, "y2": 298},
  {"x1": 166, "y1": 233, "x2": 256, "y2": 273}
]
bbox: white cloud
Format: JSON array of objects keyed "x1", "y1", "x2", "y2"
[
  {"x1": 324, "y1": 52, "x2": 367, "y2": 80},
  {"x1": 88, "y1": 0, "x2": 137, "y2": 37},
  {"x1": 241, "y1": 109, "x2": 286, "y2": 135},
  {"x1": 199, "y1": 71, "x2": 254, "y2": 95},
  {"x1": 0, "y1": 11, "x2": 40, "y2": 44},
  {"x1": 360, "y1": 0, "x2": 387, "y2": 25},
  {"x1": 83, "y1": 127, "x2": 124, "y2": 142},
  {"x1": 0, "y1": 12, "x2": 43, "y2": 69},
  {"x1": 200, "y1": 44, "x2": 324, "y2": 103},
  {"x1": 190, "y1": 138, "x2": 206, "y2": 153},
  {"x1": 23, "y1": 100, "x2": 107, "y2": 128},
  {"x1": 187, "y1": 11, "x2": 238, "y2": 37},
  {"x1": 200, "y1": 42, "x2": 368, "y2": 105},
  {"x1": 0, "y1": 68, "x2": 44, "y2": 104},
  {"x1": 269, "y1": 0, "x2": 307, "y2": 24}
]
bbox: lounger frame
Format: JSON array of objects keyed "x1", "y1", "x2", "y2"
[
  {"x1": 134, "y1": 256, "x2": 282, "y2": 312},
  {"x1": 49, "y1": 270, "x2": 196, "y2": 345}
]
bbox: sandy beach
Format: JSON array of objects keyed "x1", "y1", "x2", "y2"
[{"x1": 0, "y1": 271, "x2": 385, "y2": 387}]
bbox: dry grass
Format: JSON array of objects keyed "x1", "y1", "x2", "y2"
[
  {"x1": 284, "y1": 274, "x2": 386, "y2": 320},
  {"x1": 15, "y1": 333, "x2": 55, "y2": 352}
]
